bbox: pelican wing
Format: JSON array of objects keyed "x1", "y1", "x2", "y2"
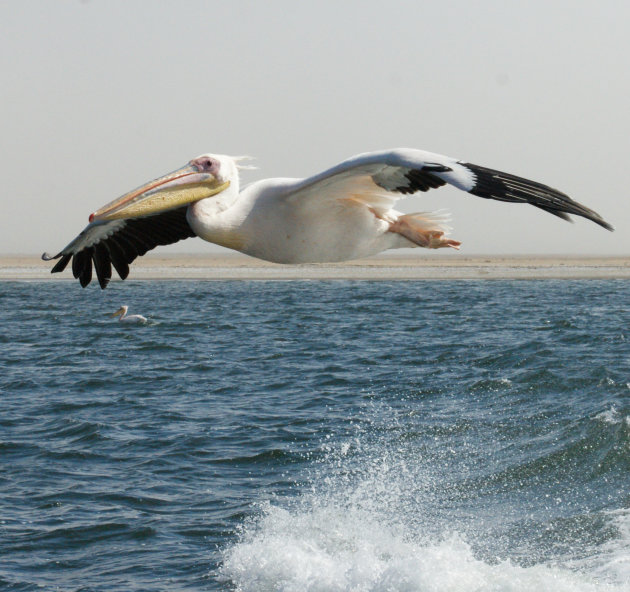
[
  {"x1": 283, "y1": 148, "x2": 613, "y2": 230},
  {"x1": 43, "y1": 207, "x2": 195, "y2": 288}
]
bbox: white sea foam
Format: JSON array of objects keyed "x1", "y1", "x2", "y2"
[
  {"x1": 596, "y1": 407, "x2": 621, "y2": 425},
  {"x1": 221, "y1": 422, "x2": 630, "y2": 592},
  {"x1": 585, "y1": 509, "x2": 630, "y2": 585},
  {"x1": 595, "y1": 406, "x2": 630, "y2": 429},
  {"x1": 222, "y1": 500, "x2": 627, "y2": 592}
]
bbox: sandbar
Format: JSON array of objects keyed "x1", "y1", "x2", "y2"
[{"x1": 2, "y1": 253, "x2": 630, "y2": 281}]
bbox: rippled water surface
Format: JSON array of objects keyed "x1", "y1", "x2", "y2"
[{"x1": 1, "y1": 279, "x2": 630, "y2": 591}]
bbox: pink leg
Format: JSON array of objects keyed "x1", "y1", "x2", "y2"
[{"x1": 390, "y1": 217, "x2": 461, "y2": 250}]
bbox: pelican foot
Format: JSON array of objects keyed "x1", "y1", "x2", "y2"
[
  {"x1": 390, "y1": 215, "x2": 461, "y2": 250},
  {"x1": 425, "y1": 232, "x2": 461, "y2": 250}
]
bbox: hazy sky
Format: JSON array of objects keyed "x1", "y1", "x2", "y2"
[{"x1": 2, "y1": 0, "x2": 628, "y2": 256}]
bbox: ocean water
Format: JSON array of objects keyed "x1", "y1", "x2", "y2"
[{"x1": 1, "y1": 279, "x2": 629, "y2": 591}]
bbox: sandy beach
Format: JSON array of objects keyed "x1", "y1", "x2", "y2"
[{"x1": 2, "y1": 253, "x2": 630, "y2": 281}]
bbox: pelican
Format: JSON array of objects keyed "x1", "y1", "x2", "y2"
[
  {"x1": 43, "y1": 148, "x2": 613, "y2": 288},
  {"x1": 108, "y1": 305, "x2": 147, "y2": 324}
]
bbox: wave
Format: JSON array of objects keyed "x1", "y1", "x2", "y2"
[
  {"x1": 221, "y1": 403, "x2": 630, "y2": 591},
  {"x1": 222, "y1": 502, "x2": 628, "y2": 591},
  {"x1": 596, "y1": 406, "x2": 630, "y2": 428}
]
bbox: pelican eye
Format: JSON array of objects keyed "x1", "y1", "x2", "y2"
[{"x1": 198, "y1": 157, "x2": 217, "y2": 172}]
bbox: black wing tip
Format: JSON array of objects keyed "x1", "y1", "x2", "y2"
[
  {"x1": 543, "y1": 207, "x2": 614, "y2": 231},
  {"x1": 43, "y1": 248, "x2": 110, "y2": 288},
  {"x1": 50, "y1": 253, "x2": 71, "y2": 274},
  {"x1": 47, "y1": 249, "x2": 121, "y2": 289},
  {"x1": 597, "y1": 219, "x2": 615, "y2": 232},
  {"x1": 463, "y1": 162, "x2": 613, "y2": 231},
  {"x1": 44, "y1": 205, "x2": 195, "y2": 288}
]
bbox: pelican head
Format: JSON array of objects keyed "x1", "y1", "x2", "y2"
[
  {"x1": 88, "y1": 154, "x2": 235, "y2": 223},
  {"x1": 108, "y1": 305, "x2": 128, "y2": 318}
]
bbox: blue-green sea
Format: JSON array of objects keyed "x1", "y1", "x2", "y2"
[{"x1": 1, "y1": 279, "x2": 629, "y2": 591}]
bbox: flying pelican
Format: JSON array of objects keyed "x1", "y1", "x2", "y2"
[
  {"x1": 43, "y1": 148, "x2": 613, "y2": 288},
  {"x1": 108, "y1": 305, "x2": 147, "y2": 324}
]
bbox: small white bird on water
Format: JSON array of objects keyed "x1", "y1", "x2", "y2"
[
  {"x1": 108, "y1": 305, "x2": 147, "y2": 324},
  {"x1": 43, "y1": 147, "x2": 613, "y2": 288}
]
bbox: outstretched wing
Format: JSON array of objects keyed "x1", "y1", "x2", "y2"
[
  {"x1": 282, "y1": 148, "x2": 613, "y2": 230},
  {"x1": 43, "y1": 206, "x2": 195, "y2": 289}
]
